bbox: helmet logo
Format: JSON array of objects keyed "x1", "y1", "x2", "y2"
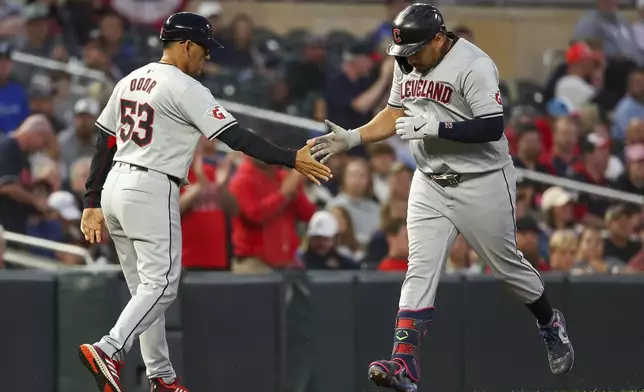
[{"x1": 393, "y1": 28, "x2": 402, "y2": 43}]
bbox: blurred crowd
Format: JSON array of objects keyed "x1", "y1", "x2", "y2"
[{"x1": 1, "y1": 0, "x2": 644, "y2": 276}]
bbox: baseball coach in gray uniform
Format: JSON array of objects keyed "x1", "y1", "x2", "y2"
[{"x1": 77, "y1": 12, "x2": 330, "y2": 392}]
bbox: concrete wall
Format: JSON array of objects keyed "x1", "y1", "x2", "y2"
[{"x1": 2, "y1": 269, "x2": 643, "y2": 391}]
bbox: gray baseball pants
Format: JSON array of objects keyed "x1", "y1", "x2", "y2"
[
  {"x1": 95, "y1": 162, "x2": 181, "y2": 380},
  {"x1": 401, "y1": 164, "x2": 544, "y2": 309}
]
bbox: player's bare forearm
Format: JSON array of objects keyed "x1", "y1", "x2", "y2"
[{"x1": 357, "y1": 106, "x2": 405, "y2": 144}]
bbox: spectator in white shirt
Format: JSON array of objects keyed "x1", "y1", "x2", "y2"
[{"x1": 555, "y1": 42, "x2": 602, "y2": 110}]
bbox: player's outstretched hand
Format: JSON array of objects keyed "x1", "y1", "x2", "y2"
[
  {"x1": 80, "y1": 208, "x2": 105, "y2": 244},
  {"x1": 395, "y1": 110, "x2": 439, "y2": 140},
  {"x1": 307, "y1": 120, "x2": 361, "y2": 164},
  {"x1": 295, "y1": 141, "x2": 333, "y2": 185}
]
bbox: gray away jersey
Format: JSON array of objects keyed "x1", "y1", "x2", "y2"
[
  {"x1": 388, "y1": 38, "x2": 510, "y2": 175},
  {"x1": 95, "y1": 62, "x2": 237, "y2": 181}
]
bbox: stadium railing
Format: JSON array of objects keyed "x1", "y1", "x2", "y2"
[
  {"x1": 3, "y1": 229, "x2": 123, "y2": 271},
  {"x1": 10, "y1": 51, "x2": 644, "y2": 208},
  {"x1": 4, "y1": 230, "x2": 94, "y2": 265}
]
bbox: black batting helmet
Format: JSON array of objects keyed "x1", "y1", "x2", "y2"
[
  {"x1": 386, "y1": 3, "x2": 446, "y2": 58},
  {"x1": 160, "y1": 12, "x2": 223, "y2": 51}
]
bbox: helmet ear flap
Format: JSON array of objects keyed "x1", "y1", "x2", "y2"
[{"x1": 395, "y1": 56, "x2": 413, "y2": 75}]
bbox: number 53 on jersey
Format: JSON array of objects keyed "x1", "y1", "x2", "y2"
[{"x1": 119, "y1": 99, "x2": 155, "y2": 147}]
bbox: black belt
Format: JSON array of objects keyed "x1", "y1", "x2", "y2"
[
  {"x1": 114, "y1": 162, "x2": 181, "y2": 187},
  {"x1": 430, "y1": 173, "x2": 462, "y2": 187}
]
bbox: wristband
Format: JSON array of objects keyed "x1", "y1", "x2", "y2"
[{"x1": 347, "y1": 129, "x2": 362, "y2": 148}]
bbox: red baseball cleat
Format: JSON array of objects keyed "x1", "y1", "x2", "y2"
[
  {"x1": 78, "y1": 343, "x2": 125, "y2": 392},
  {"x1": 150, "y1": 377, "x2": 189, "y2": 392}
]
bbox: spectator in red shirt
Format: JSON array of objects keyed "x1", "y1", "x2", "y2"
[
  {"x1": 539, "y1": 116, "x2": 580, "y2": 176},
  {"x1": 180, "y1": 138, "x2": 238, "y2": 270},
  {"x1": 568, "y1": 133, "x2": 613, "y2": 228},
  {"x1": 377, "y1": 218, "x2": 408, "y2": 272},
  {"x1": 228, "y1": 156, "x2": 316, "y2": 273}
]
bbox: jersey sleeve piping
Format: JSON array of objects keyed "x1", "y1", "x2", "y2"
[
  {"x1": 474, "y1": 111, "x2": 504, "y2": 119},
  {"x1": 207, "y1": 120, "x2": 238, "y2": 141},
  {"x1": 387, "y1": 101, "x2": 403, "y2": 109},
  {"x1": 95, "y1": 121, "x2": 116, "y2": 136}
]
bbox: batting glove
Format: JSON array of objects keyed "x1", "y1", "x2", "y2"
[
  {"x1": 395, "y1": 110, "x2": 439, "y2": 140},
  {"x1": 308, "y1": 120, "x2": 362, "y2": 164}
]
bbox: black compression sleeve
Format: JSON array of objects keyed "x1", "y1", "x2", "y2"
[
  {"x1": 437, "y1": 115, "x2": 505, "y2": 144},
  {"x1": 83, "y1": 131, "x2": 117, "y2": 209},
  {"x1": 216, "y1": 124, "x2": 297, "y2": 168}
]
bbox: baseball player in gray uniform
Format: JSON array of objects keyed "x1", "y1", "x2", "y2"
[
  {"x1": 310, "y1": 4, "x2": 574, "y2": 392},
  {"x1": 77, "y1": 12, "x2": 330, "y2": 392}
]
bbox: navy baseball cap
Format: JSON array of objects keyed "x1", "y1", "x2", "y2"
[
  {"x1": 160, "y1": 12, "x2": 224, "y2": 51},
  {"x1": 516, "y1": 216, "x2": 540, "y2": 234}
]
